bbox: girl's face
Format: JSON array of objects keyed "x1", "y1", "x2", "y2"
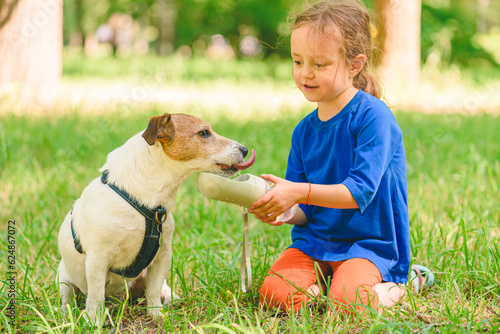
[{"x1": 291, "y1": 25, "x2": 354, "y2": 107}]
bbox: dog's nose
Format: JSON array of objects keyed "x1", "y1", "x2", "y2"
[{"x1": 240, "y1": 146, "x2": 248, "y2": 158}]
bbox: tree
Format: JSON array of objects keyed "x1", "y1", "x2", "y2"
[
  {"x1": 374, "y1": 0, "x2": 422, "y2": 86},
  {"x1": 156, "y1": 0, "x2": 176, "y2": 55},
  {"x1": 0, "y1": 0, "x2": 63, "y2": 105},
  {"x1": 420, "y1": 1, "x2": 498, "y2": 68}
]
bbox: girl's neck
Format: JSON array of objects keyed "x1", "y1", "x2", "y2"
[{"x1": 317, "y1": 86, "x2": 359, "y2": 121}]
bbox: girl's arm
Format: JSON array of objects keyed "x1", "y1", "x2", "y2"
[
  {"x1": 284, "y1": 207, "x2": 307, "y2": 225},
  {"x1": 249, "y1": 174, "x2": 358, "y2": 225}
]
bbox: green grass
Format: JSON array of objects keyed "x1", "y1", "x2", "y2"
[
  {"x1": 62, "y1": 50, "x2": 293, "y2": 85},
  {"x1": 1, "y1": 53, "x2": 500, "y2": 332},
  {"x1": 1, "y1": 105, "x2": 499, "y2": 333}
]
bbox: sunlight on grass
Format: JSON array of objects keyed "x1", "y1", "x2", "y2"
[
  {"x1": 384, "y1": 64, "x2": 500, "y2": 115},
  {"x1": 3, "y1": 54, "x2": 499, "y2": 121}
]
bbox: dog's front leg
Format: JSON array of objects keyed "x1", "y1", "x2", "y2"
[
  {"x1": 144, "y1": 257, "x2": 168, "y2": 317},
  {"x1": 57, "y1": 260, "x2": 75, "y2": 312},
  {"x1": 145, "y1": 223, "x2": 176, "y2": 318},
  {"x1": 84, "y1": 253, "x2": 108, "y2": 323}
]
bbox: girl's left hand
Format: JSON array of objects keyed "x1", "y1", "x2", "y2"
[{"x1": 249, "y1": 174, "x2": 299, "y2": 224}]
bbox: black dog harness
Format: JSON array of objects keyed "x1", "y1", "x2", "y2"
[{"x1": 70, "y1": 170, "x2": 167, "y2": 278}]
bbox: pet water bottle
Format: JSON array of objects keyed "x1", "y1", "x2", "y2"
[{"x1": 197, "y1": 173, "x2": 297, "y2": 222}]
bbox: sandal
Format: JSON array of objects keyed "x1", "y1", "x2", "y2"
[{"x1": 410, "y1": 264, "x2": 435, "y2": 293}]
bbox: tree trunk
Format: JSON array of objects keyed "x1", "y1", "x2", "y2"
[
  {"x1": 75, "y1": 0, "x2": 85, "y2": 47},
  {"x1": 375, "y1": 0, "x2": 421, "y2": 86},
  {"x1": 0, "y1": 0, "x2": 63, "y2": 105},
  {"x1": 156, "y1": 0, "x2": 176, "y2": 56}
]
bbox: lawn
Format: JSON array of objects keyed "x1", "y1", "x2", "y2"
[{"x1": 0, "y1": 56, "x2": 499, "y2": 333}]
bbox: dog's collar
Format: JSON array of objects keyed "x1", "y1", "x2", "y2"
[{"x1": 70, "y1": 170, "x2": 167, "y2": 278}]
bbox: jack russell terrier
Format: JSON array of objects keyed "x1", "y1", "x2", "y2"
[{"x1": 57, "y1": 113, "x2": 256, "y2": 322}]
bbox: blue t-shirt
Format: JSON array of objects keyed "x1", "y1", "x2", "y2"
[{"x1": 286, "y1": 90, "x2": 410, "y2": 283}]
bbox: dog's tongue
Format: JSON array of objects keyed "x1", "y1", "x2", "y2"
[{"x1": 233, "y1": 149, "x2": 256, "y2": 170}]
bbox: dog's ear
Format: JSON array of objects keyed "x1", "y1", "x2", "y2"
[{"x1": 142, "y1": 113, "x2": 175, "y2": 146}]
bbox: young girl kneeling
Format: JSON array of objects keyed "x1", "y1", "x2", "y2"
[{"x1": 250, "y1": 0, "x2": 409, "y2": 314}]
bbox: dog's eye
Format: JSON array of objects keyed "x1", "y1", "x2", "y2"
[{"x1": 198, "y1": 130, "x2": 211, "y2": 138}]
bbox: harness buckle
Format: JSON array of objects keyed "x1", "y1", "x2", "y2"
[{"x1": 155, "y1": 208, "x2": 167, "y2": 224}]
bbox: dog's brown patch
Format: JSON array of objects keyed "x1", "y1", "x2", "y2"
[
  {"x1": 143, "y1": 113, "x2": 238, "y2": 162},
  {"x1": 142, "y1": 113, "x2": 175, "y2": 145}
]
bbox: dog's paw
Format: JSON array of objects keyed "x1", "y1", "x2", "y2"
[
  {"x1": 147, "y1": 306, "x2": 165, "y2": 319},
  {"x1": 160, "y1": 283, "x2": 181, "y2": 306},
  {"x1": 83, "y1": 303, "x2": 106, "y2": 325},
  {"x1": 59, "y1": 303, "x2": 70, "y2": 315},
  {"x1": 83, "y1": 310, "x2": 96, "y2": 324}
]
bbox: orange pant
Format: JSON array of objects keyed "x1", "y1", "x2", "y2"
[{"x1": 259, "y1": 248, "x2": 382, "y2": 313}]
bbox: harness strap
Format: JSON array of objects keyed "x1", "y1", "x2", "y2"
[
  {"x1": 70, "y1": 208, "x2": 84, "y2": 254},
  {"x1": 70, "y1": 170, "x2": 167, "y2": 278}
]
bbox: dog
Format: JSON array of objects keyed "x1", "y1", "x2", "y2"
[{"x1": 57, "y1": 113, "x2": 255, "y2": 322}]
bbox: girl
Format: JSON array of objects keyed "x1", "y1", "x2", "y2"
[{"x1": 250, "y1": 0, "x2": 409, "y2": 314}]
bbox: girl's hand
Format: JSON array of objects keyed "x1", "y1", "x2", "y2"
[{"x1": 249, "y1": 174, "x2": 301, "y2": 225}]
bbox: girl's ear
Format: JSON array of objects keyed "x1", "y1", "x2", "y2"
[{"x1": 349, "y1": 54, "x2": 367, "y2": 78}]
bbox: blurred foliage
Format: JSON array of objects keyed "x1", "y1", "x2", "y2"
[
  {"x1": 62, "y1": 0, "x2": 500, "y2": 67},
  {"x1": 63, "y1": 0, "x2": 296, "y2": 58},
  {"x1": 175, "y1": 0, "x2": 295, "y2": 57},
  {"x1": 421, "y1": 1, "x2": 500, "y2": 68}
]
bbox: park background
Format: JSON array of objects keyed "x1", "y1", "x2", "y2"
[{"x1": 1, "y1": 0, "x2": 499, "y2": 332}]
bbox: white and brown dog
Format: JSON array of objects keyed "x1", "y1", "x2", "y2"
[{"x1": 57, "y1": 113, "x2": 255, "y2": 322}]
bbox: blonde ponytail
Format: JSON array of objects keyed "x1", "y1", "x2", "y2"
[{"x1": 354, "y1": 70, "x2": 382, "y2": 99}]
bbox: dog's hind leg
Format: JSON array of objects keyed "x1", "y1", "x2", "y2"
[
  {"x1": 129, "y1": 269, "x2": 180, "y2": 305},
  {"x1": 129, "y1": 269, "x2": 147, "y2": 300}
]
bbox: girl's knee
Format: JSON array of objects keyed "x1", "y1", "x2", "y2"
[
  {"x1": 329, "y1": 283, "x2": 379, "y2": 312},
  {"x1": 259, "y1": 276, "x2": 282, "y2": 310},
  {"x1": 259, "y1": 274, "x2": 308, "y2": 312},
  {"x1": 327, "y1": 258, "x2": 382, "y2": 312}
]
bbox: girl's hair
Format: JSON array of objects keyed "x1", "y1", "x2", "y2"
[{"x1": 292, "y1": 0, "x2": 382, "y2": 98}]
